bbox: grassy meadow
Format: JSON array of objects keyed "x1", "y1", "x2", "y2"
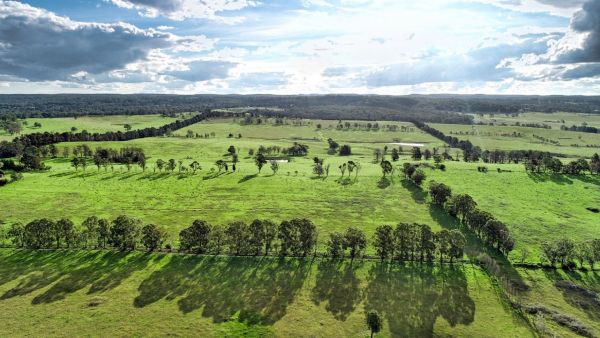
[
  {"x1": 0, "y1": 114, "x2": 181, "y2": 142},
  {"x1": 3, "y1": 115, "x2": 600, "y2": 337},
  {"x1": 473, "y1": 112, "x2": 600, "y2": 129},
  {"x1": 431, "y1": 122, "x2": 600, "y2": 158}
]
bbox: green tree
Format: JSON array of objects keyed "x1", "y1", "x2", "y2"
[
  {"x1": 82, "y1": 216, "x2": 99, "y2": 248},
  {"x1": 366, "y1": 310, "x2": 383, "y2": 338},
  {"x1": 411, "y1": 169, "x2": 426, "y2": 186},
  {"x1": 23, "y1": 218, "x2": 54, "y2": 249},
  {"x1": 343, "y1": 227, "x2": 367, "y2": 261},
  {"x1": 327, "y1": 232, "x2": 344, "y2": 258},
  {"x1": 429, "y1": 181, "x2": 452, "y2": 205},
  {"x1": 448, "y1": 230, "x2": 466, "y2": 263},
  {"x1": 226, "y1": 221, "x2": 249, "y2": 255},
  {"x1": 373, "y1": 224, "x2": 395, "y2": 261},
  {"x1": 248, "y1": 219, "x2": 265, "y2": 255},
  {"x1": 109, "y1": 215, "x2": 141, "y2": 251},
  {"x1": 141, "y1": 224, "x2": 166, "y2": 251},
  {"x1": 255, "y1": 153, "x2": 267, "y2": 173},
  {"x1": 380, "y1": 160, "x2": 393, "y2": 177},
  {"x1": 179, "y1": 220, "x2": 212, "y2": 253}
]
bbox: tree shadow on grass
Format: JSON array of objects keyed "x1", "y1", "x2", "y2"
[
  {"x1": 542, "y1": 269, "x2": 600, "y2": 322},
  {"x1": 203, "y1": 171, "x2": 226, "y2": 181},
  {"x1": 527, "y1": 172, "x2": 573, "y2": 185},
  {"x1": 137, "y1": 172, "x2": 171, "y2": 181},
  {"x1": 118, "y1": 172, "x2": 141, "y2": 180},
  {"x1": 364, "y1": 262, "x2": 475, "y2": 337},
  {"x1": 401, "y1": 179, "x2": 426, "y2": 203},
  {"x1": 428, "y1": 204, "x2": 529, "y2": 294},
  {"x1": 238, "y1": 174, "x2": 258, "y2": 183},
  {"x1": 311, "y1": 260, "x2": 363, "y2": 321},
  {"x1": 0, "y1": 250, "x2": 152, "y2": 304},
  {"x1": 377, "y1": 177, "x2": 391, "y2": 189},
  {"x1": 48, "y1": 171, "x2": 76, "y2": 178},
  {"x1": 133, "y1": 255, "x2": 309, "y2": 325}
]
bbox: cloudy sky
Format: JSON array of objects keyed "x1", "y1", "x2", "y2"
[{"x1": 0, "y1": 0, "x2": 599, "y2": 94}]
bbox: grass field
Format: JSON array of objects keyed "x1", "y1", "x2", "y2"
[
  {"x1": 425, "y1": 161, "x2": 600, "y2": 261},
  {"x1": 3, "y1": 115, "x2": 600, "y2": 337},
  {"x1": 0, "y1": 249, "x2": 533, "y2": 337},
  {"x1": 431, "y1": 123, "x2": 600, "y2": 158},
  {"x1": 0, "y1": 114, "x2": 181, "y2": 142},
  {"x1": 473, "y1": 112, "x2": 600, "y2": 129}
]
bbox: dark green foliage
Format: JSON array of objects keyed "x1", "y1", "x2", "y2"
[
  {"x1": 109, "y1": 215, "x2": 141, "y2": 251},
  {"x1": 141, "y1": 224, "x2": 166, "y2": 251},
  {"x1": 179, "y1": 220, "x2": 212, "y2": 254}
]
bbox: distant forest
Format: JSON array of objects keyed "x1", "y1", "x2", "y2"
[{"x1": 2, "y1": 94, "x2": 600, "y2": 124}]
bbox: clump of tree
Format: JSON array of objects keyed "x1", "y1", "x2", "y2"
[
  {"x1": 282, "y1": 142, "x2": 309, "y2": 156},
  {"x1": 402, "y1": 163, "x2": 426, "y2": 186},
  {"x1": 541, "y1": 238, "x2": 600, "y2": 269}
]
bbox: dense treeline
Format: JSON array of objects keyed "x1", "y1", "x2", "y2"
[
  {"x1": 413, "y1": 120, "x2": 568, "y2": 163},
  {"x1": 4, "y1": 215, "x2": 467, "y2": 263},
  {"x1": 2, "y1": 95, "x2": 600, "y2": 120},
  {"x1": 0, "y1": 112, "x2": 213, "y2": 158},
  {"x1": 560, "y1": 124, "x2": 600, "y2": 134}
]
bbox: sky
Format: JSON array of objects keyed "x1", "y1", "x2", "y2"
[{"x1": 0, "y1": 0, "x2": 599, "y2": 94}]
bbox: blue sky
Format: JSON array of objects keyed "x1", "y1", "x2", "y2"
[{"x1": 0, "y1": 0, "x2": 599, "y2": 94}]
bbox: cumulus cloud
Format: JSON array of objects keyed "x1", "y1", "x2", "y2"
[
  {"x1": 534, "y1": 0, "x2": 587, "y2": 8},
  {"x1": 229, "y1": 72, "x2": 289, "y2": 88},
  {"x1": 0, "y1": 1, "x2": 175, "y2": 81},
  {"x1": 110, "y1": 0, "x2": 257, "y2": 23},
  {"x1": 364, "y1": 36, "x2": 556, "y2": 86},
  {"x1": 165, "y1": 60, "x2": 236, "y2": 82}
]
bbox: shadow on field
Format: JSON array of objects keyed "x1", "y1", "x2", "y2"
[
  {"x1": 134, "y1": 256, "x2": 309, "y2": 325},
  {"x1": 238, "y1": 174, "x2": 258, "y2": 183},
  {"x1": 428, "y1": 204, "x2": 529, "y2": 294},
  {"x1": 49, "y1": 171, "x2": 76, "y2": 178},
  {"x1": 364, "y1": 263, "x2": 475, "y2": 337},
  {"x1": 377, "y1": 177, "x2": 391, "y2": 189},
  {"x1": 0, "y1": 250, "x2": 154, "y2": 303},
  {"x1": 542, "y1": 269, "x2": 600, "y2": 322},
  {"x1": 311, "y1": 260, "x2": 363, "y2": 321},
  {"x1": 137, "y1": 172, "x2": 171, "y2": 181},
  {"x1": 527, "y1": 172, "x2": 573, "y2": 185},
  {"x1": 401, "y1": 179, "x2": 426, "y2": 203}
]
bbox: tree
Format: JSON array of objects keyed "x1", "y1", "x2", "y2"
[
  {"x1": 343, "y1": 227, "x2": 367, "y2": 261},
  {"x1": 228, "y1": 145, "x2": 236, "y2": 155},
  {"x1": 447, "y1": 194, "x2": 477, "y2": 221},
  {"x1": 391, "y1": 148, "x2": 399, "y2": 161},
  {"x1": 209, "y1": 224, "x2": 225, "y2": 254},
  {"x1": 248, "y1": 219, "x2": 265, "y2": 255},
  {"x1": 448, "y1": 230, "x2": 466, "y2": 263},
  {"x1": 179, "y1": 220, "x2": 212, "y2": 253},
  {"x1": 5, "y1": 120, "x2": 22, "y2": 135},
  {"x1": 82, "y1": 216, "x2": 99, "y2": 248},
  {"x1": 411, "y1": 169, "x2": 426, "y2": 186},
  {"x1": 23, "y1": 218, "x2": 54, "y2": 249},
  {"x1": 327, "y1": 232, "x2": 344, "y2": 258},
  {"x1": 429, "y1": 181, "x2": 452, "y2": 205},
  {"x1": 416, "y1": 224, "x2": 435, "y2": 262},
  {"x1": 339, "y1": 144, "x2": 352, "y2": 156},
  {"x1": 366, "y1": 310, "x2": 383, "y2": 338},
  {"x1": 7, "y1": 222, "x2": 24, "y2": 248},
  {"x1": 339, "y1": 163, "x2": 347, "y2": 177},
  {"x1": 190, "y1": 161, "x2": 201, "y2": 174},
  {"x1": 380, "y1": 160, "x2": 393, "y2": 177},
  {"x1": 270, "y1": 160, "x2": 280, "y2": 175},
  {"x1": 402, "y1": 163, "x2": 416, "y2": 178},
  {"x1": 437, "y1": 229, "x2": 451, "y2": 262},
  {"x1": 373, "y1": 225, "x2": 395, "y2": 261},
  {"x1": 156, "y1": 159, "x2": 165, "y2": 172},
  {"x1": 141, "y1": 224, "x2": 166, "y2": 251},
  {"x1": 71, "y1": 157, "x2": 81, "y2": 171},
  {"x1": 186, "y1": 130, "x2": 194, "y2": 138},
  {"x1": 215, "y1": 159, "x2": 227, "y2": 173},
  {"x1": 327, "y1": 138, "x2": 339, "y2": 153},
  {"x1": 255, "y1": 153, "x2": 267, "y2": 173},
  {"x1": 124, "y1": 123, "x2": 132, "y2": 131},
  {"x1": 226, "y1": 221, "x2": 249, "y2": 255},
  {"x1": 109, "y1": 215, "x2": 141, "y2": 251},
  {"x1": 97, "y1": 218, "x2": 110, "y2": 248},
  {"x1": 54, "y1": 218, "x2": 75, "y2": 248},
  {"x1": 411, "y1": 147, "x2": 422, "y2": 160},
  {"x1": 167, "y1": 159, "x2": 176, "y2": 172}
]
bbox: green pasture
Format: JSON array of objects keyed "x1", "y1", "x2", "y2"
[
  {"x1": 473, "y1": 112, "x2": 600, "y2": 129},
  {"x1": 431, "y1": 123, "x2": 600, "y2": 158},
  {"x1": 0, "y1": 249, "x2": 533, "y2": 337},
  {"x1": 0, "y1": 114, "x2": 181, "y2": 142}
]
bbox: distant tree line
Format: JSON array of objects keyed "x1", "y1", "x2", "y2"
[
  {"x1": 525, "y1": 153, "x2": 600, "y2": 175},
  {"x1": 560, "y1": 124, "x2": 600, "y2": 134},
  {"x1": 0, "y1": 112, "x2": 213, "y2": 158}
]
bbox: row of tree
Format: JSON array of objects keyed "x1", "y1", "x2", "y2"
[
  {"x1": 525, "y1": 154, "x2": 600, "y2": 175},
  {"x1": 428, "y1": 182, "x2": 515, "y2": 256},
  {"x1": 0, "y1": 111, "x2": 214, "y2": 158},
  {"x1": 5, "y1": 216, "x2": 468, "y2": 263},
  {"x1": 541, "y1": 238, "x2": 600, "y2": 269}
]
